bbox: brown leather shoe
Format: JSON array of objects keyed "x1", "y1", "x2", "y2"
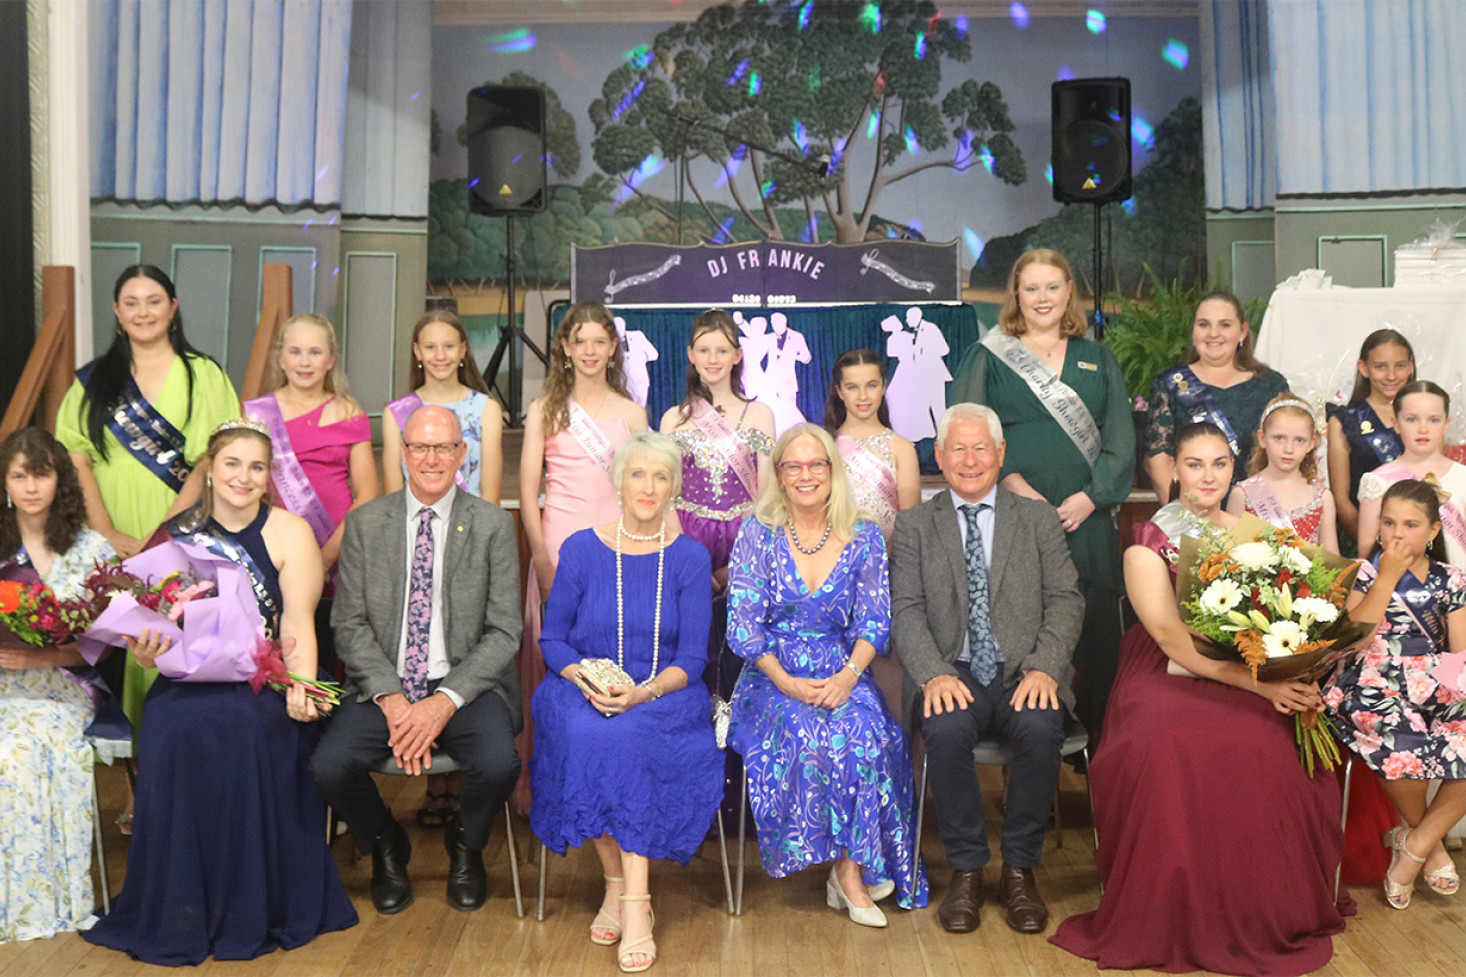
[
  {"x1": 937, "y1": 869, "x2": 984, "y2": 933},
  {"x1": 999, "y1": 863, "x2": 1048, "y2": 933}
]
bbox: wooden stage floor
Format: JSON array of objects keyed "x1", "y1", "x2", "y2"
[{"x1": 3, "y1": 763, "x2": 1462, "y2": 977}]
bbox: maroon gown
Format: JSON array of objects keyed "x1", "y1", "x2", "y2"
[{"x1": 1051, "y1": 518, "x2": 1355, "y2": 977}]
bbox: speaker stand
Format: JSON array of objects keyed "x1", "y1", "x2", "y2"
[
  {"x1": 484, "y1": 215, "x2": 548, "y2": 426},
  {"x1": 1090, "y1": 202, "x2": 1106, "y2": 340}
]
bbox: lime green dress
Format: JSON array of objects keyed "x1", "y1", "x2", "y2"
[
  {"x1": 948, "y1": 335, "x2": 1135, "y2": 751},
  {"x1": 55, "y1": 354, "x2": 239, "y2": 723}
]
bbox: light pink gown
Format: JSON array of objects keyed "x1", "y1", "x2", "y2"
[{"x1": 515, "y1": 418, "x2": 630, "y2": 813}]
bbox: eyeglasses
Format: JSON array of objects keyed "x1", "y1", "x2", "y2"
[
  {"x1": 776, "y1": 459, "x2": 832, "y2": 477},
  {"x1": 403, "y1": 442, "x2": 462, "y2": 458}
]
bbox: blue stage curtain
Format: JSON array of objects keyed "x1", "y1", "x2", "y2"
[
  {"x1": 89, "y1": 0, "x2": 352, "y2": 207},
  {"x1": 1269, "y1": 0, "x2": 1466, "y2": 195},
  {"x1": 600, "y1": 304, "x2": 985, "y2": 464},
  {"x1": 1200, "y1": 0, "x2": 1275, "y2": 211}
]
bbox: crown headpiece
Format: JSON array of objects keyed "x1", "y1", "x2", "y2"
[{"x1": 212, "y1": 417, "x2": 271, "y2": 438}]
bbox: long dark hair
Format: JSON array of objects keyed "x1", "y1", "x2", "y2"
[
  {"x1": 1348, "y1": 329, "x2": 1416, "y2": 405},
  {"x1": 0, "y1": 428, "x2": 88, "y2": 557},
  {"x1": 677, "y1": 309, "x2": 749, "y2": 422},
  {"x1": 1381, "y1": 478, "x2": 1448, "y2": 563},
  {"x1": 822, "y1": 348, "x2": 892, "y2": 433},
  {"x1": 82, "y1": 265, "x2": 215, "y2": 461},
  {"x1": 1184, "y1": 290, "x2": 1272, "y2": 377}
]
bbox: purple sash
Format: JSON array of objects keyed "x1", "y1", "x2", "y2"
[
  {"x1": 387, "y1": 391, "x2": 469, "y2": 490},
  {"x1": 568, "y1": 400, "x2": 616, "y2": 478},
  {"x1": 244, "y1": 395, "x2": 336, "y2": 547},
  {"x1": 690, "y1": 400, "x2": 759, "y2": 501}
]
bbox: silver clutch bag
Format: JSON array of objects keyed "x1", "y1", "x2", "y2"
[
  {"x1": 575, "y1": 658, "x2": 635, "y2": 716},
  {"x1": 709, "y1": 694, "x2": 732, "y2": 750}
]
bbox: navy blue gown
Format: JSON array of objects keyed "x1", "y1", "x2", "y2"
[
  {"x1": 530, "y1": 530, "x2": 722, "y2": 863},
  {"x1": 84, "y1": 505, "x2": 356, "y2": 966}
]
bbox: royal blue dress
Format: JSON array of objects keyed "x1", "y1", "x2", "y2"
[
  {"x1": 727, "y1": 519, "x2": 927, "y2": 908},
  {"x1": 530, "y1": 530, "x2": 723, "y2": 863},
  {"x1": 84, "y1": 506, "x2": 356, "y2": 966}
]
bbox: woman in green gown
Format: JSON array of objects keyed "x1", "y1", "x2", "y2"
[
  {"x1": 56, "y1": 265, "x2": 239, "y2": 740},
  {"x1": 948, "y1": 249, "x2": 1134, "y2": 752}
]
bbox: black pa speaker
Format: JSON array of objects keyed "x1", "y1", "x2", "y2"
[
  {"x1": 1051, "y1": 77, "x2": 1132, "y2": 205},
  {"x1": 467, "y1": 86, "x2": 547, "y2": 216}
]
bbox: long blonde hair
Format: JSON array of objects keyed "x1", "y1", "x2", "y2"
[
  {"x1": 264, "y1": 313, "x2": 358, "y2": 405},
  {"x1": 752, "y1": 423, "x2": 863, "y2": 544},
  {"x1": 540, "y1": 301, "x2": 630, "y2": 436},
  {"x1": 998, "y1": 248, "x2": 1088, "y2": 338}
]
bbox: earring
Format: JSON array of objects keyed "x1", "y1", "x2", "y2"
[
  {"x1": 5, "y1": 491, "x2": 10, "y2": 508},
  {"x1": 563, "y1": 357, "x2": 572, "y2": 371},
  {"x1": 206, "y1": 473, "x2": 213, "y2": 489}
]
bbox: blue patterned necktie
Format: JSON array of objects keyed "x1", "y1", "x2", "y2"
[
  {"x1": 403, "y1": 507, "x2": 435, "y2": 702},
  {"x1": 962, "y1": 503, "x2": 998, "y2": 686}
]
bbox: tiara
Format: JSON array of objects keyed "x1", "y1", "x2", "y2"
[
  {"x1": 1261, "y1": 397, "x2": 1316, "y2": 425},
  {"x1": 212, "y1": 417, "x2": 271, "y2": 437}
]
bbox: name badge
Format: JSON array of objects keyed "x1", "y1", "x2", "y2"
[{"x1": 1077, "y1": 360, "x2": 1098, "y2": 372}]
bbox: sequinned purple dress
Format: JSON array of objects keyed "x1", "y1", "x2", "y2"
[{"x1": 672, "y1": 401, "x2": 772, "y2": 570}]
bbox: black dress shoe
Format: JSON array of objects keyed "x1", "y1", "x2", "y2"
[
  {"x1": 370, "y1": 822, "x2": 414, "y2": 914},
  {"x1": 445, "y1": 816, "x2": 488, "y2": 911}
]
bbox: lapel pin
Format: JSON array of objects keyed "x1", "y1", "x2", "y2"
[{"x1": 456, "y1": 525, "x2": 465, "y2": 532}]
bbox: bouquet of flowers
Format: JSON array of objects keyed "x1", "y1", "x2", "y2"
[
  {"x1": 80, "y1": 541, "x2": 269, "y2": 682},
  {"x1": 0, "y1": 563, "x2": 123, "y2": 648},
  {"x1": 1178, "y1": 519, "x2": 1376, "y2": 774},
  {"x1": 249, "y1": 637, "x2": 343, "y2": 708}
]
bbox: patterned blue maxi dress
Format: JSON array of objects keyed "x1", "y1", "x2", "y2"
[{"x1": 727, "y1": 518, "x2": 927, "y2": 908}]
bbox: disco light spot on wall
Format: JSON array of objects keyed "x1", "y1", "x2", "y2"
[
  {"x1": 409, "y1": 91, "x2": 422, "y2": 101},
  {"x1": 489, "y1": 28, "x2": 535, "y2": 54},
  {"x1": 1120, "y1": 199, "x2": 1137, "y2": 217},
  {"x1": 626, "y1": 45, "x2": 653, "y2": 69},
  {"x1": 955, "y1": 16, "x2": 969, "y2": 38},
  {"x1": 1010, "y1": 4, "x2": 1029, "y2": 29},
  {"x1": 1044, "y1": 164, "x2": 1053, "y2": 185},
  {"x1": 798, "y1": 1, "x2": 813, "y2": 30},
  {"x1": 800, "y1": 214, "x2": 819, "y2": 242},
  {"x1": 316, "y1": 165, "x2": 330, "y2": 181},
  {"x1": 792, "y1": 119, "x2": 809, "y2": 154},
  {"x1": 748, "y1": 72, "x2": 761, "y2": 96},
  {"x1": 1057, "y1": 65, "x2": 1075, "y2": 81},
  {"x1": 726, "y1": 59, "x2": 750, "y2": 87},
  {"x1": 978, "y1": 143, "x2": 995, "y2": 174},
  {"x1": 914, "y1": 33, "x2": 926, "y2": 59},
  {"x1": 1132, "y1": 117, "x2": 1154, "y2": 149},
  {"x1": 954, "y1": 131, "x2": 973, "y2": 164},
  {"x1": 963, "y1": 228, "x2": 986, "y2": 261},
  {"x1": 1163, "y1": 40, "x2": 1189, "y2": 70},
  {"x1": 862, "y1": 4, "x2": 881, "y2": 33},
  {"x1": 1086, "y1": 11, "x2": 1107, "y2": 34},
  {"x1": 760, "y1": 179, "x2": 777, "y2": 198},
  {"x1": 302, "y1": 219, "x2": 313, "y2": 229},
  {"x1": 904, "y1": 127, "x2": 918, "y2": 154},
  {"x1": 830, "y1": 138, "x2": 847, "y2": 173},
  {"x1": 714, "y1": 145, "x2": 747, "y2": 189},
  {"x1": 867, "y1": 115, "x2": 879, "y2": 139},
  {"x1": 613, "y1": 154, "x2": 665, "y2": 205},
  {"x1": 610, "y1": 80, "x2": 646, "y2": 121},
  {"x1": 711, "y1": 214, "x2": 737, "y2": 244},
  {"x1": 328, "y1": 214, "x2": 338, "y2": 226},
  {"x1": 807, "y1": 66, "x2": 821, "y2": 92}
]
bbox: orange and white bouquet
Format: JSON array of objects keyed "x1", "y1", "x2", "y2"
[{"x1": 1177, "y1": 519, "x2": 1375, "y2": 774}]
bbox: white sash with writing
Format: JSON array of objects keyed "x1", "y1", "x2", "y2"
[
  {"x1": 568, "y1": 400, "x2": 616, "y2": 479},
  {"x1": 690, "y1": 400, "x2": 759, "y2": 501},
  {"x1": 982, "y1": 330, "x2": 1101, "y2": 466}
]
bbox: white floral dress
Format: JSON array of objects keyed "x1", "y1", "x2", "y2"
[{"x1": 1, "y1": 528, "x2": 114, "y2": 942}]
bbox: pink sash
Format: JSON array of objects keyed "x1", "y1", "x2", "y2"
[
  {"x1": 568, "y1": 400, "x2": 615, "y2": 478},
  {"x1": 690, "y1": 400, "x2": 759, "y2": 501},
  {"x1": 244, "y1": 395, "x2": 335, "y2": 547},
  {"x1": 1370, "y1": 462, "x2": 1466, "y2": 560},
  {"x1": 1240, "y1": 475, "x2": 1293, "y2": 532},
  {"x1": 386, "y1": 390, "x2": 469, "y2": 491},
  {"x1": 837, "y1": 433, "x2": 898, "y2": 508}
]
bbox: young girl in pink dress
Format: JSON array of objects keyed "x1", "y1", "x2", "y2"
[
  {"x1": 822, "y1": 349, "x2": 920, "y2": 540},
  {"x1": 244, "y1": 315, "x2": 379, "y2": 680},
  {"x1": 1226, "y1": 394, "x2": 1338, "y2": 551},
  {"x1": 517, "y1": 301, "x2": 647, "y2": 812}
]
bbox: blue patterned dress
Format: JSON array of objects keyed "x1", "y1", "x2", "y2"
[
  {"x1": 1325, "y1": 557, "x2": 1466, "y2": 779},
  {"x1": 727, "y1": 519, "x2": 927, "y2": 908}
]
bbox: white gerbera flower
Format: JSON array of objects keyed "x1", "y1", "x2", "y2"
[
  {"x1": 1293, "y1": 597, "x2": 1339, "y2": 628},
  {"x1": 1229, "y1": 541, "x2": 1278, "y2": 571},
  {"x1": 1199, "y1": 579, "x2": 1245, "y2": 615},
  {"x1": 1261, "y1": 619, "x2": 1306, "y2": 658}
]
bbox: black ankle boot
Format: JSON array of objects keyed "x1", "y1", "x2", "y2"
[
  {"x1": 445, "y1": 816, "x2": 487, "y2": 911},
  {"x1": 370, "y1": 822, "x2": 414, "y2": 914}
]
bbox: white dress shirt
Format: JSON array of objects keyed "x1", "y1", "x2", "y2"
[{"x1": 395, "y1": 485, "x2": 464, "y2": 707}]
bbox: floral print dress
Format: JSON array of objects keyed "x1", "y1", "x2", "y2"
[
  {"x1": 1, "y1": 528, "x2": 115, "y2": 942},
  {"x1": 726, "y1": 519, "x2": 927, "y2": 908},
  {"x1": 1324, "y1": 557, "x2": 1466, "y2": 779}
]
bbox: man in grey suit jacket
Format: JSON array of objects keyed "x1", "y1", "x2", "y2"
[
  {"x1": 891, "y1": 403, "x2": 1083, "y2": 935},
  {"x1": 313, "y1": 406, "x2": 522, "y2": 915}
]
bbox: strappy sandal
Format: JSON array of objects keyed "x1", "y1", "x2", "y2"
[
  {"x1": 1384, "y1": 826, "x2": 1426, "y2": 910},
  {"x1": 591, "y1": 876, "x2": 624, "y2": 945},
  {"x1": 1424, "y1": 841, "x2": 1460, "y2": 896},
  {"x1": 416, "y1": 790, "x2": 454, "y2": 829},
  {"x1": 617, "y1": 893, "x2": 656, "y2": 973}
]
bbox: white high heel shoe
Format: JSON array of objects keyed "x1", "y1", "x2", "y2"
[
  {"x1": 826, "y1": 867, "x2": 888, "y2": 928},
  {"x1": 868, "y1": 879, "x2": 896, "y2": 902}
]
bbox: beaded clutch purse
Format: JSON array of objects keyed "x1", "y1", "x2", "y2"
[{"x1": 574, "y1": 658, "x2": 635, "y2": 713}]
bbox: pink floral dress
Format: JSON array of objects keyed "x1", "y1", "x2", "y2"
[{"x1": 1324, "y1": 556, "x2": 1466, "y2": 779}]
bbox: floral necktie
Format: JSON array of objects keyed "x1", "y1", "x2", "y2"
[{"x1": 403, "y1": 507, "x2": 435, "y2": 701}]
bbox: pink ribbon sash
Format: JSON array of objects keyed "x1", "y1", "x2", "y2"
[
  {"x1": 690, "y1": 400, "x2": 759, "y2": 501},
  {"x1": 836, "y1": 433, "x2": 898, "y2": 510},
  {"x1": 568, "y1": 400, "x2": 616, "y2": 479},
  {"x1": 244, "y1": 395, "x2": 335, "y2": 547}
]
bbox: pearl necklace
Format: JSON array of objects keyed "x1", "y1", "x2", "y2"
[
  {"x1": 616, "y1": 517, "x2": 665, "y2": 682},
  {"x1": 787, "y1": 518, "x2": 832, "y2": 554}
]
